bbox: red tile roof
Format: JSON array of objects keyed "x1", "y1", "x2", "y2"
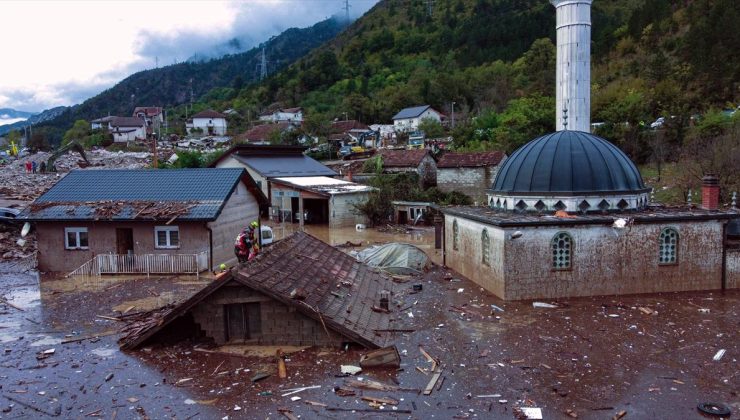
[
  {"x1": 379, "y1": 149, "x2": 430, "y2": 167},
  {"x1": 132, "y1": 107, "x2": 162, "y2": 117},
  {"x1": 240, "y1": 122, "x2": 293, "y2": 142},
  {"x1": 437, "y1": 151, "x2": 506, "y2": 168},
  {"x1": 191, "y1": 109, "x2": 226, "y2": 119},
  {"x1": 331, "y1": 120, "x2": 369, "y2": 134}
]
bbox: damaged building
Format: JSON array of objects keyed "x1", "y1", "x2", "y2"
[{"x1": 120, "y1": 232, "x2": 395, "y2": 349}]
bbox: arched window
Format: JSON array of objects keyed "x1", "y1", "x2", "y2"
[
  {"x1": 482, "y1": 229, "x2": 490, "y2": 266},
  {"x1": 552, "y1": 232, "x2": 573, "y2": 270},
  {"x1": 452, "y1": 220, "x2": 459, "y2": 251},
  {"x1": 659, "y1": 228, "x2": 678, "y2": 264}
]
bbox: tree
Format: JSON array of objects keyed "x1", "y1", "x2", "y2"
[
  {"x1": 63, "y1": 119, "x2": 90, "y2": 146},
  {"x1": 418, "y1": 117, "x2": 444, "y2": 138},
  {"x1": 513, "y1": 38, "x2": 556, "y2": 96},
  {"x1": 27, "y1": 133, "x2": 50, "y2": 151}
]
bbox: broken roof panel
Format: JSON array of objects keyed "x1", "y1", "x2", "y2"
[
  {"x1": 273, "y1": 176, "x2": 373, "y2": 195},
  {"x1": 120, "y1": 232, "x2": 396, "y2": 349},
  {"x1": 20, "y1": 168, "x2": 257, "y2": 222}
]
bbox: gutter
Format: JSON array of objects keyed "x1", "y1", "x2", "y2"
[{"x1": 206, "y1": 223, "x2": 214, "y2": 271}]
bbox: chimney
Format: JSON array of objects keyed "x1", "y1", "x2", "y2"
[
  {"x1": 551, "y1": 0, "x2": 592, "y2": 132},
  {"x1": 701, "y1": 175, "x2": 720, "y2": 210}
]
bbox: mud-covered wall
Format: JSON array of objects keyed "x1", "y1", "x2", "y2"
[
  {"x1": 444, "y1": 216, "x2": 506, "y2": 298},
  {"x1": 329, "y1": 192, "x2": 369, "y2": 228},
  {"x1": 191, "y1": 281, "x2": 342, "y2": 346},
  {"x1": 36, "y1": 221, "x2": 208, "y2": 273},
  {"x1": 208, "y1": 182, "x2": 260, "y2": 270},
  {"x1": 726, "y1": 248, "x2": 740, "y2": 290},
  {"x1": 443, "y1": 216, "x2": 727, "y2": 300}
]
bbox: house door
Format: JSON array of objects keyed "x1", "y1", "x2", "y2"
[
  {"x1": 116, "y1": 228, "x2": 134, "y2": 255},
  {"x1": 398, "y1": 210, "x2": 408, "y2": 224},
  {"x1": 224, "y1": 303, "x2": 262, "y2": 342}
]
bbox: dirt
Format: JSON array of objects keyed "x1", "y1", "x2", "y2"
[{"x1": 0, "y1": 258, "x2": 737, "y2": 419}]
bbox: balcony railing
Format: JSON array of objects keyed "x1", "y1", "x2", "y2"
[{"x1": 69, "y1": 251, "x2": 209, "y2": 278}]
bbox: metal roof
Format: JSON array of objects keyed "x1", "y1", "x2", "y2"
[
  {"x1": 273, "y1": 176, "x2": 373, "y2": 195},
  {"x1": 21, "y1": 168, "x2": 247, "y2": 221},
  {"x1": 392, "y1": 105, "x2": 432, "y2": 120},
  {"x1": 234, "y1": 155, "x2": 336, "y2": 178},
  {"x1": 491, "y1": 131, "x2": 648, "y2": 194}
]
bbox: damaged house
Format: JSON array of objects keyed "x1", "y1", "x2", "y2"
[
  {"x1": 120, "y1": 232, "x2": 395, "y2": 349},
  {"x1": 20, "y1": 168, "x2": 267, "y2": 274}
]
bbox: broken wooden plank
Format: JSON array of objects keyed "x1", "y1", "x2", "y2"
[
  {"x1": 360, "y1": 346, "x2": 401, "y2": 368},
  {"x1": 62, "y1": 331, "x2": 118, "y2": 344},
  {"x1": 361, "y1": 396, "x2": 399, "y2": 405},
  {"x1": 423, "y1": 369, "x2": 443, "y2": 395}
]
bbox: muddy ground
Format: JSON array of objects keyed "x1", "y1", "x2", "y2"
[{"x1": 0, "y1": 254, "x2": 737, "y2": 419}]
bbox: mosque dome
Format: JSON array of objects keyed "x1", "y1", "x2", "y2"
[{"x1": 488, "y1": 131, "x2": 650, "y2": 213}]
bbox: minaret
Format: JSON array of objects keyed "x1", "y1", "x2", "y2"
[{"x1": 551, "y1": 0, "x2": 591, "y2": 132}]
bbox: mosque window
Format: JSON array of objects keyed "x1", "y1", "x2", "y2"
[
  {"x1": 659, "y1": 228, "x2": 678, "y2": 264},
  {"x1": 482, "y1": 229, "x2": 490, "y2": 266},
  {"x1": 453, "y1": 220, "x2": 459, "y2": 251},
  {"x1": 554, "y1": 201, "x2": 567, "y2": 211},
  {"x1": 515, "y1": 200, "x2": 528, "y2": 212},
  {"x1": 552, "y1": 232, "x2": 573, "y2": 270},
  {"x1": 534, "y1": 200, "x2": 546, "y2": 212}
]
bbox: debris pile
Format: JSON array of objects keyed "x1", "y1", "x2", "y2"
[
  {"x1": 27, "y1": 200, "x2": 196, "y2": 221},
  {"x1": 0, "y1": 225, "x2": 35, "y2": 260}
]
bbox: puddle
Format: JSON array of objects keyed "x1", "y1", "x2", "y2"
[
  {"x1": 90, "y1": 346, "x2": 117, "y2": 358},
  {"x1": 30, "y1": 336, "x2": 62, "y2": 347},
  {"x1": 4, "y1": 287, "x2": 41, "y2": 308}
]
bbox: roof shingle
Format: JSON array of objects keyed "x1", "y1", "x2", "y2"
[
  {"x1": 437, "y1": 151, "x2": 506, "y2": 168},
  {"x1": 379, "y1": 149, "x2": 430, "y2": 167}
]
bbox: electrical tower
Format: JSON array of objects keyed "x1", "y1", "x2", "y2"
[
  {"x1": 342, "y1": 0, "x2": 351, "y2": 24},
  {"x1": 260, "y1": 46, "x2": 268, "y2": 80}
]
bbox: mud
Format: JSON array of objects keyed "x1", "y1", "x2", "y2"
[{"x1": 0, "y1": 258, "x2": 738, "y2": 419}]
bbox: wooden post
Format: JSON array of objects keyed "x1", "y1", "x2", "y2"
[{"x1": 298, "y1": 193, "x2": 304, "y2": 230}]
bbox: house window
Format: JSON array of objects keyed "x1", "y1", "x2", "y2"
[
  {"x1": 224, "y1": 303, "x2": 262, "y2": 341},
  {"x1": 552, "y1": 232, "x2": 573, "y2": 270},
  {"x1": 155, "y1": 226, "x2": 180, "y2": 249},
  {"x1": 452, "y1": 220, "x2": 459, "y2": 251},
  {"x1": 64, "y1": 227, "x2": 89, "y2": 250},
  {"x1": 482, "y1": 229, "x2": 490, "y2": 266},
  {"x1": 659, "y1": 228, "x2": 678, "y2": 264}
]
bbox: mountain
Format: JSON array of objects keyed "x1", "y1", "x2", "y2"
[
  {"x1": 0, "y1": 108, "x2": 36, "y2": 128},
  {"x1": 0, "y1": 107, "x2": 66, "y2": 135},
  {"x1": 191, "y1": 0, "x2": 736, "y2": 154},
  {"x1": 31, "y1": 17, "x2": 347, "y2": 144}
]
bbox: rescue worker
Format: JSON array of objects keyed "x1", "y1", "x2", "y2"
[
  {"x1": 246, "y1": 221, "x2": 260, "y2": 261},
  {"x1": 234, "y1": 228, "x2": 251, "y2": 263}
]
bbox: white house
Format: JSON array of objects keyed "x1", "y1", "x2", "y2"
[
  {"x1": 133, "y1": 107, "x2": 164, "y2": 130},
  {"x1": 392, "y1": 105, "x2": 444, "y2": 132},
  {"x1": 90, "y1": 116, "x2": 116, "y2": 131},
  {"x1": 109, "y1": 117, "x2": 147, "y2": 142},
  {"x1": 258, "y1": 107, "x2": 303, "y2": 123},
  {"x1": 188, "y1": 110, "x2": 227, "y2": 136}
]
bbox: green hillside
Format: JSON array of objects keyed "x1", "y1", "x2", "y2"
[{"x1": 192, "y1": 0, "x2": 736, "y2": 156}]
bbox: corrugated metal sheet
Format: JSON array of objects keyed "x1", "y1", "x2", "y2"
[{"x1": 235, "y1": 155, "x2": 336, "y2": 177}]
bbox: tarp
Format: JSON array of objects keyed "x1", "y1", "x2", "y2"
[{"x1": 352, "y1": 243, "x2": 430, "y2": 275}]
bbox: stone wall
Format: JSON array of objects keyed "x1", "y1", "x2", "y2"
[
  {"x1": 36, "y1": 221, "x2": 208, "y2": 273},
  {"x1": 726, "y1": 248, "x2": 740, "y2": 290},
  {"x1": 191, "y1": 281, "x2": 343, "y2": 346},
  {"x1": 444, "y1": 216, "x2": 728, "y2": 300},
  {"x1": 208, "y1": 182, "x2": 260, "y2": 270},
  {"x1": 437, "y1": 166, "x2": 498, "y2": 204}
]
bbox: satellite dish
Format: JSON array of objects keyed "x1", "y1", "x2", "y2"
[{"x1": 21, "y1": 222, "x2": 31, "y2": 238}]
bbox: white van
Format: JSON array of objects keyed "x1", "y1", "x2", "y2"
[{"x1": 260, "y1": 225, "x2": 274, "y2": 246}]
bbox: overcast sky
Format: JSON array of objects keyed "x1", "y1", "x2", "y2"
[{"x1": 0, "y1": 0, "x2": 378, "y2": 113}]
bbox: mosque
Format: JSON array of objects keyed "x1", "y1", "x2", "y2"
[{"x1": 436, "y1": 0, "x2": 740, "y2": 300}]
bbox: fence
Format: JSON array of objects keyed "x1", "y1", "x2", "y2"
[{"x1": 69, "y1": 251, "x2": 209, "y2": 278}]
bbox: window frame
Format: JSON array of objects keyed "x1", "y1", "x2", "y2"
[
  {"x1": 658, "y1": 227, "x2": 679, "y2": 265},
  {"x1": 64, "y1": 227, "x2": 89, "y2": 250},
  {"x1": 551, "y1": 231, "x2": 573, "y2": 271},
  {"x1": 481, "y1": 228, "x2": 490, "y2": 266},
  {"x1": 154, "y1": 225, "x2": 180, "y2": 249}
]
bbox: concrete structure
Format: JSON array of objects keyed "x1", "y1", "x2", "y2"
[
  {"x1": 133, "y1": 107, "x2": 164, "y2": 131},
  {"x1": 552, "y1": 0, "x2": 591, "y2": 132},
  {"x1": 20, "y1": 168, "x2": 266, "y2": 273},
  {"x1": 392, "y1": 105, "x2": 444, "y2": 132},
  {"x1": 439, "y1": 206, "x2": 738, "y2": 300},
  {"x1": 188, "y1": 110, "x2": 227, "y2": 136},
  {"x1": 378, "y1": 149, "x2": 437, "y2": 187},
  {"x1": 121, "y1": 232, "x2": 395, "y2": 349},
  {"x1": 210, "y1": 145, "x2": 337, "y2": 210},
  {"x1": 109, "y1": 117, "x2": 146, "y2": 142},
  {"x1": 437, "y1": 151, "x2": 506, "y2": 204},
  {"x1": 90, "y1": 116, "x2": 116, "y2": 130},
  {"x1": 239, "y1": 122, "x2": 297, "y2": 144},
  {"x1": 392, "y1": 201, "x2": 431, "y2": 225},
  {"x1": 258, "y1": 107, "x2": 303, "y2": 123},
  {"x1": 270, "y1": 176, "x2": 372, "y2": 228}
]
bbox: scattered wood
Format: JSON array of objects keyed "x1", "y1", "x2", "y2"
[
  {"x1": 85, "y1": 408, "x2": 102, "y2": 417},
  {"x1": 371, "y1": 305, "x2": 390, "y2": 314},
  {"x1": 613, "y1": 410, "x2": 627, "y2": 420},
  {"x1": 277, "y1": 408, "x2": 298, "y2": 420},
  {"x1": 361, "y1": 396, "x2": 399, "y2": 405},
  {"x1": 304, "y1": 400, "x2": 327, "y2": 407},
  {"x1": 0, "y1": 297, "x2": 25, "y2": 312},
  {"x1": 96, "y1": 315, "x2": 120, "y2": 321},
  {"x1": 281, "y1": 385, "x2": 321, "y2": 397},
  {"x1": 327, "y1": 407, "x2": 412, "y2": 414},
  {"x1": 360, "y1": 346, "x2": 401, "y2": 368},
  {"x1": 374, "y1": 328, "x2": 415, "y2": 333},
  {"x1": 277, "y1": 349, "x2": 287, "y2": 379},
  {"x1": 2, "y1": 393, "x2": 61, "y2": 417},
  {"x1": 419, "y1": 345, "x2": 439, "y2": 371},
  {"x1": 251, "y1": 372, "x2": 270, "y2": 383},
  {"x1": 333, "y1": 386, "x2": 356, "y2": 397},
  {"x1": 638, "y1": 307, "x2": 655, "y2": 315},
  {"x1": 211, "y1": 361, "x2": 224, "y2": 376},
  {"x1": 62, "y1": 331, "x2": 118, "y2": 344},
  {"x1": 423, "y1": 369, "x2": 443, "y2": 395},
  {"x1": 344, "y1": 379, "x2": 400, "y2": 392}
]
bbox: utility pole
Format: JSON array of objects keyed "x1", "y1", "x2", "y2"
[
  {"x1": 451, "y1": 101, "x2": 456, "y2": 129},
  {"x1": 342, "y1": 0, "x2": 351, "y2": 24},
  {"x1": 426, "y1": 0, "x2": 435, "y2": 17},
  {"x1": 260, "y1": 46, "x2": 268, "y2": 80}
]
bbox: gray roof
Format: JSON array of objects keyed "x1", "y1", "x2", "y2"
[
  {"x1": 234, "y1": 155, "x2": 336, "y2": 178},
  {"x1": 491, "y1": 131, "x2": 648, "y2": 194},
  {"x1": 21, "y1": 168, "x2": 246, "y2": 222},
  {"x1": 110, "y1": 117, "x2": 146, "y2": 127},
  {"x1": 392, "y1": 105, "x2": 432, "y2": 120}
]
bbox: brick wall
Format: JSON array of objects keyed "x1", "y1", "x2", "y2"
[
  {"x1": 444, "y1": 216, "x2": 728, "y2": 300},
  {"x1": 191, "y1": 281, "x2": 343, "y2": 346},
  {"x1": 36, "y1": 221, "x2": 208, "y2": 273},
  {"x1": 208, "y1": 182, "x2": 260, "y2": 270}
]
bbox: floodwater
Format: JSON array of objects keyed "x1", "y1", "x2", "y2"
[{"x1": 0, "y1": 232, "x2": 738, "y2": 419}]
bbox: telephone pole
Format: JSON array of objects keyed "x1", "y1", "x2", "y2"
[
  {"x1": 426, "y1": 0, "x2": 435, "y2": 17},
  {"x1": 342, "y1": 0, "x2": 351, "y2": 24}
]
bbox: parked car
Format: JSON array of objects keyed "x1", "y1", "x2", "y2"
[
  {"x1": 260, "y1": 225, "x2": 274, "y2": 246},
  {"x1": 650, "y1": 117, "x2": 665, "y2": 129}
]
